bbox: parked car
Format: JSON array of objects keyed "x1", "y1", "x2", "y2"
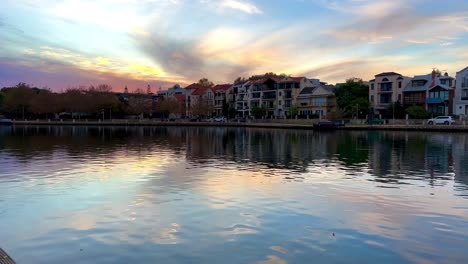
[
  {"x1": 367, "y1": 118, "x2": 385, "y2": 125},
  {"x1": 213, "y1": 116, "x2": 226, "y2": 123},
  {"x1": 427, "y1": 116, "x2": 454, "y2": 125}
]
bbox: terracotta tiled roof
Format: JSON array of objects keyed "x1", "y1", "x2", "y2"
[
  {"x1": 192, "y1": 87, "x2": 212, "y2": 96},
  {"x1": 212, "y1": 84, "x2": 232, "y2": 92},
  {"x1": 172, "y1": 94, "x2": 185, "y2": 103},
  {"x1": 184, "y1": 83, "x2": 204, "y2": 90}
]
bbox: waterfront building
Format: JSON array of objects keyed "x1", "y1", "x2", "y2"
[
  {"x1": 296, "y1": 84, "x2": 337, "y2": 119},
  {"x1": 369, "y1": 72, "x2": 411, "y2": 115},
  {"x1": 157, "y1": 84, "x2": 185, "y2": 97},
  {"x1": 212, "y1": 84, "x2": 233, "y2": 116},
  {"x1": 243, "y1": 76, "x2": 311, "y2": 118},
  {"x1": 454, "y1": 67, "x2": 468, "y2": 117},
  {"x1": 403, "y1": 70, "x2": 455, "y2": 116},
  {"x1": 232, "y1": 81, "x2": 250, "y2": 117},
  {"x1": 184, "y1": 83, "x2": 215, "y2": 117}
]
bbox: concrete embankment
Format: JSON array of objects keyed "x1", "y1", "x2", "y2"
[{"x1": 9, "y1": 120, "x2": 468, "y2": 132}]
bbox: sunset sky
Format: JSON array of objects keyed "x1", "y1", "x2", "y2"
[{"x1": 1, "y1": 0, "x2": 467, "y2": 91}]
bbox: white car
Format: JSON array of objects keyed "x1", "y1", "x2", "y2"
[
  {"x1": 213, "y1": 117, "x2": 226, "y2": 123},
  {"x1": 427, "y1": 116, "x2": 454, "y2": 125}
]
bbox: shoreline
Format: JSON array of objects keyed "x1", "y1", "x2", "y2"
[{"x1": 7, "y1": 120, "x2": 468, "y2": 132}]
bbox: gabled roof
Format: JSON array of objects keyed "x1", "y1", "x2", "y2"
[
  {"x1": 212, "y1": 84, "x2": 232, "y2": 92},
  {"x1": 404, "y1": 73, "x2": 454, "y2": 92},
  {"x1": 429, "y1": 84, "x2": 452, "y2": 91},
  {"x1": 184, "y1": 83, "x2": 204, "y2": 90},
  {"x1": 375, "y1": 72, "x2": 402, "y2": 77},
  {"x1": 192, "y1": 87, "x2": 212, "y2": 96},
  {"x1": 457, "y1": 66, "x2": 468, "y2": 74}
]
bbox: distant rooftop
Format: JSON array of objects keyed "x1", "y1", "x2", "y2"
[{"x1": 375, "y1": 72, "x2": 402, "y2": 77}]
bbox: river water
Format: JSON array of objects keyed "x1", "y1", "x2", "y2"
[{"x1": 1, "y1": 126, "x2": 467, "y2": 263}]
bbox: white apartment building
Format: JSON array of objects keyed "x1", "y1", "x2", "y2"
[{"x1": 454, "y1": 67, "x2": 468, "y2": 116}]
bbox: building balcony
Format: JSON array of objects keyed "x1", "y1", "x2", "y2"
[
  {"x1": 378, "y1": 90, "x2": 393, "y2": 93},
  {"x1": 262, "y1": 96, "x2": 276, "y2": 100},
  {"x1": 426, "y1": 98, "x2": 445, "y2": 104}
]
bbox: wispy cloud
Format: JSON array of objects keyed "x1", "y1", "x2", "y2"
[
  {"x1": 220, "y1": 0, "x2": 262, "y2": 14},
  {"x1": 1, "y1": 0, "x2": 467, "y2": 89}
]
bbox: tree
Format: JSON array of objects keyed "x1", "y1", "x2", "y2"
[
  {"x1": 233, "y1": 77, "x2": 246, "y2": 85},
  {"x1": 2, "y1": 83, "x2": 36, "y2": 119},
  {"x1": 288, "y1": 105, "x2": 299, "y2": 118},
  {"x1": 155, "y1": 97, "x2": 182, "y2": 118},
  {"x1": 251, "y1": 106, "x2": 266, "y2": 119},
  {"x1": 191, "y1": 97, "x2": 214, "y2": 117},
  {"x1": 87, "y1": 84, "x2": 120, "y2": 118},
  {"x1": 248, "y1": 72, "x2": 288, "y2": 81},
  {"x1": 335, "y1": 78, "x2": 369, "y2": 117},
  {"x1": 0, "y1": 91, "x2": 4, "y2": 113},
  {"x1": 197, "y1": 78, "x2": 214, "y2": 88},
  {"x1": 406, "y1": 105, "x2": 428, "y2": 119},
  {"x1": 126, "y1": 94, "x2": 153, "y2": 118},
  {"x1": 386, "y1": 101, "x2": 406, "y2": 119},
  {"x1": 61, "y1": 88, "x2": 91, "y2": 118},
  {"x1": 30, "y1": 90, "x2": 59, "y2": 118}
]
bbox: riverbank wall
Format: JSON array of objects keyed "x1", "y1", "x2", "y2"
[{"x1": 9, "y1": 120, "x2": 468, "y2": 132}]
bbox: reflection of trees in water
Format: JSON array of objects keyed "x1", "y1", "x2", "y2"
[{"x1": 1, "y1": 126, "x2": 467, "y2": 187}]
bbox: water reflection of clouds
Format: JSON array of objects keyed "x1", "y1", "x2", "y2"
[{"x1": 2, "y1": 127, "x2": 468, "y2": 263}]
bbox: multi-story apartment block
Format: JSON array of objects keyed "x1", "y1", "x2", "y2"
[
  {"x1": 232, "y1": 82, "x2": 250, "y2": 117},
  {"x1": 212, "y1": 84, "x2": 232, "y2": 116},
  {"x1": 454, "y1": 67, "x2": 468, "y2": 117},
  {"x1": 296, "y1": 85, "x2": 337, "y2": 119},
  {"x1": 369, "y1": 72, "x2": 411, "y2": 114},
  {"x1": 403, "y1": 70, "x2": 455, "y2": 116},
  {"x1": 243, "y1": 76, "x2": 311, "y2": 118}
]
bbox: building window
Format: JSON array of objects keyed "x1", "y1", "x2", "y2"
[
  {"x1": 279, "y1": 92, "x2": 282, "y2": 96},
  {"x1": 382, "y1": 78, "x2": 389, "y2": 82},
  {"x1": 398, "y1": 94, "x2": 401, "y2": 101},
  {"x1": 380, "y1": 82, "x2": 392, "y2": 91},
  {"x1": 279, "y1": 100, "x2": 282, "y2": 106},
  {"x1": 371, "y1": 95, "x2": 374, "y2": 102},
  {"x1": 398, "y1": 81, "x2": 402, "y2": 88},
  {"x1": 371, "y1": 83, "x2": 374, "y2": 90}
]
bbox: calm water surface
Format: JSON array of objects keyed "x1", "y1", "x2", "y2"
[{"x1": 1, "y1": 126, "x2": 468, "y2": 263}]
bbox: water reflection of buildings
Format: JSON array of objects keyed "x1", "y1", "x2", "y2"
[
  {"x1": 367, "y1": 131, "x2": 468, "y2": 187},
  {"x1": 1, "y1": 126, "x2": 467, "y2": 188}
]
